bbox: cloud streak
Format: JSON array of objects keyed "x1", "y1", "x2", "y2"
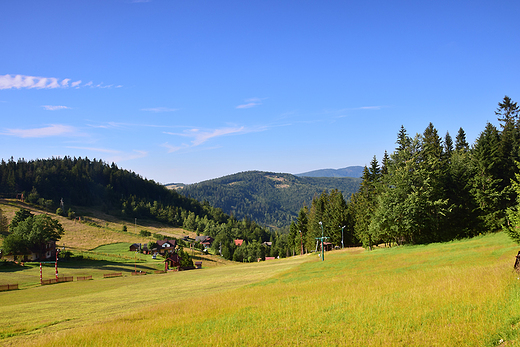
[
  {"x1": 141, "y1": 107, "x2": 179, "y2": 113},
  {"x1": 0, "y1": 74, "x2": 120, "y2": 90},
  {"x1": 2, "y1": 124, "x2": 77, "y2": 138},
  {"x1": 236, "y1": 97, "x2": 264, "y2": 109},
  {"x1": 163, "y1": 126, "x2": 261, "y2": 152},
  {"x1": 41, "y1": 105, "x2": 71, "y2": 111}
]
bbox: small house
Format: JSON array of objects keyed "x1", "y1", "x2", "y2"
[
  {"x1": 2, "y1": 240, "x2": 56, "y2": 262},
  {"x1": 157, "y1": 239, "x2": 177, "y2": 256},
  {"x1": 165, "y1": 253, "x2": 181, "y2": 271},
  {"x1": 195, "y1": 235, "x2": 214, "y2": 249},
  {"x1": 234, "y1": 239, "x2": 244, "y2": 246}
]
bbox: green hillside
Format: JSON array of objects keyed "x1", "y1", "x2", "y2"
[
  {"x1": 0, "y1": 158, "x2": 288, "y2": 262},
  {"x1": 175, "y1": 171, "x2": 361, "y2": 228},
  {"x1": 1, "y1": 231, "x2": 519, "y2": 346}
]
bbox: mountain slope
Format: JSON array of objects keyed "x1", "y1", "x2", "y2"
[
  {"x1": 176, "y1": 171, "x2": 361, "y2": 228},
  {"x1": 296, "y1": 166, "x2": 365, "y2": 178}
]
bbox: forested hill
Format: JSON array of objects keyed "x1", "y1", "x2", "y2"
[
  {"x1": 0, "y1": 157, "x2": 274, "y2": 249},
  {"x1": 172, "y1": 171, "x2": 361, "y2": 228}
]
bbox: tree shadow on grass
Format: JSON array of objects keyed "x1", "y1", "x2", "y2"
[
  {"x1": 53, "y1": 259, "x2": 160, "y2": 273},
  {"x1": 0, "y1": 262, "x2": 36, "y2": 273}
]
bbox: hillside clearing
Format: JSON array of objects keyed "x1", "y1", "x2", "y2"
[{"x1": 1, "y1": 232, "x2": 520, "y2": 346}]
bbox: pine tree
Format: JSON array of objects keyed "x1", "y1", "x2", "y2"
[
  {"x1": 495, "y1": 95, "x2": 520, "y2": 127},
  {"x1": 381, "y1": 150, "x2": 390, "y2": 176},
  {"x1": 455, "y1": 127, "x2": 469, "y2": 152},
  {"x1": 444, "y1": 131, "x2": 453, "y2": 160},
  {"x1": 471, "y1": 122, "x2": 505, "y2": 231}
]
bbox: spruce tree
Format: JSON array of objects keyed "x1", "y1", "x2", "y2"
[
  {"x1": 444, "y1": 131, "x2": 453, "y2": 160},
  {"x1": 455, "y1": 127, "x2": 469, "y2": 152},
  {"x1": 471, "y1": 122, "x2": 505, "y2": 231}
]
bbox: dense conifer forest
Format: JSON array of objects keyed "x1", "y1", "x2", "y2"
[
  {"x1": 177, "y1": 171, "x2": 361, "y2": 228},
  {"x1": 288, "y1": 96, "x2": 520, "y2": 254},
  {"x1": 0, "y1": 157, "x2": 289, "y2": 261}
]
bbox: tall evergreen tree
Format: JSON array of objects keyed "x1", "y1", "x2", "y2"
[
  {"x1": 444, "y1": 131, "x2": 453, "y2": 160},
  {"x1": 455, "y1": 127, "x2": 469, "y2": 152},
  {"x1": 381, "y1": 150, "x2": 390, "y2": 176},
  {"x1": 471, "y1": 122, "x2": 505, "y2": 231},
  {"x1": 495, "y1": 95, "x2": 520, "y2": 127},
  {"x1": 396, "y1": 125, "x2": 411, "y2": 152}
]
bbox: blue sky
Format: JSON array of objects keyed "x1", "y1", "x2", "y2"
[{"x1": 1, "y1": 0, "x2": 519, "y2": 184}]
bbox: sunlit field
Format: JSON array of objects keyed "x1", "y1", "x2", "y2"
[{"x1": 2, "y1": 232, "x2": 520, "y2": 346}]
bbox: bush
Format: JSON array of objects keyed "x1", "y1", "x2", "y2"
[
  {"x1": 58, "y1": 250, "x2": 73, "y2": 261},
  {"x1": 56, "y1": 207, "x2": 64, "y2": 216},
  {"x1": 122, "y1": 225, "x2": 128, "y2": 232},
  {"x1": 140, "y1": 230, "x2": 151, "y2": 237}
]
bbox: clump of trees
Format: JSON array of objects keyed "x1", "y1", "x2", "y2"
[
  {"x1": 290, "y1": 96, "x2": 520, "y2": 250},
  {"x1": 2, "y1": 208, "x2": 64, "y2": 258}
]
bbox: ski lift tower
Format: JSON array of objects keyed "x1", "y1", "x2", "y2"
[{"x1": 316, "y1": 221, "x2": 329, "y2": 261}]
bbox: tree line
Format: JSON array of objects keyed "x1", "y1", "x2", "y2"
[
  {"x1": 0, "y1": 156, "x2": 293, "y2": 261},
  {"x1": 289, "y1": 96, "x2": 520, "y2": 252}
]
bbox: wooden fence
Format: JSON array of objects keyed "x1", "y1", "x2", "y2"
[
  {"x1": 131, "y1": 271, "x2": 147, "y2": 275},
  {"x1": 77, "y1": 275, "x2": 93, "y2": 281},
  {"x1": 41, "y1": 278, "x2": 57, "y2": 285},
  {"x1": 0, "y1": 284, "x2": 18, "y2": 291},
  {"x1": 41, "y1": 277, "x2": 74, "y2": 285},
  {"x1": 103, "y1": 272, "x2": 122, "y2": 278}
]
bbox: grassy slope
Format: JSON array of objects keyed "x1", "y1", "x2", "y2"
[
  {"x1": 0, "y1": 199, "x2": 194, "y2": 250},
  {"x1": 0, "y1": 200, "x2": 231, "y2": 289},
  {"x1": 1, "y1": 232, "x2": 520, "y2": 346}
]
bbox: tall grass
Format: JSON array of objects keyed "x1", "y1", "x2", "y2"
[{"x1": 2, "y1": 232, "x2": 520, "y2": 346}]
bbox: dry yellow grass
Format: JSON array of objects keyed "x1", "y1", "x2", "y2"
[
  {"x1": 0, "y1": 199, "x2": 195, "y2": 250},
  {"x1": 2, "y1": 232, "x2": 520, "y2": 346}
]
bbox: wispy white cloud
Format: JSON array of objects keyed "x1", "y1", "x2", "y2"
[
  {"x1": 0, "y1": 74, "x2": 119, "y2": 90},
  {"x1": 161, "y1": 142, "x2": 187, "y2": 153},
  {"x1": 163, "y1": 125, "x2": 270, "y2": 153},
  {"x1": 165, "y1": 126, "x2": 247, "y2": 147},
  {"x1": 141, "y1": 107, "x2": 179, "y2": 113},
  {"x1": 236, "y1": 97, "x2": 264, "y2": 109},
  {"x1": 2, "y1": 124, "x2": 77, "y2": 138},
  {"x1": 356, "y1": 106, "x2": 386, "y2": 110},
  {"x1": 41, "y1": 105, "x2": 71, "y2": 111}
]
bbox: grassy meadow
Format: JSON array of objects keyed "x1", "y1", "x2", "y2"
[{"x1": 2, "y1": 231, "x2": 520, "y2": 346}]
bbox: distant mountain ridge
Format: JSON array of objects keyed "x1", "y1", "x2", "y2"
[
  {"x1": 172, "y1": 170, "x2": 361, "y2": 228},
  {"x1": 296, "y1": 166, "x2": 365, "y2": 178}
]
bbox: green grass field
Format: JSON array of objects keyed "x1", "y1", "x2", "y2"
[{"x1": 2, "y1": 232, "x2": 520, "y2": 346}]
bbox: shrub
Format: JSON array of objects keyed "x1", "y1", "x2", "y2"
[
  {"x1": 140, "y1": 230, "x2": 151, "y2": 237},
  {"x1": 122, "y1": 225, "x2": 128, "y2": 232}
]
